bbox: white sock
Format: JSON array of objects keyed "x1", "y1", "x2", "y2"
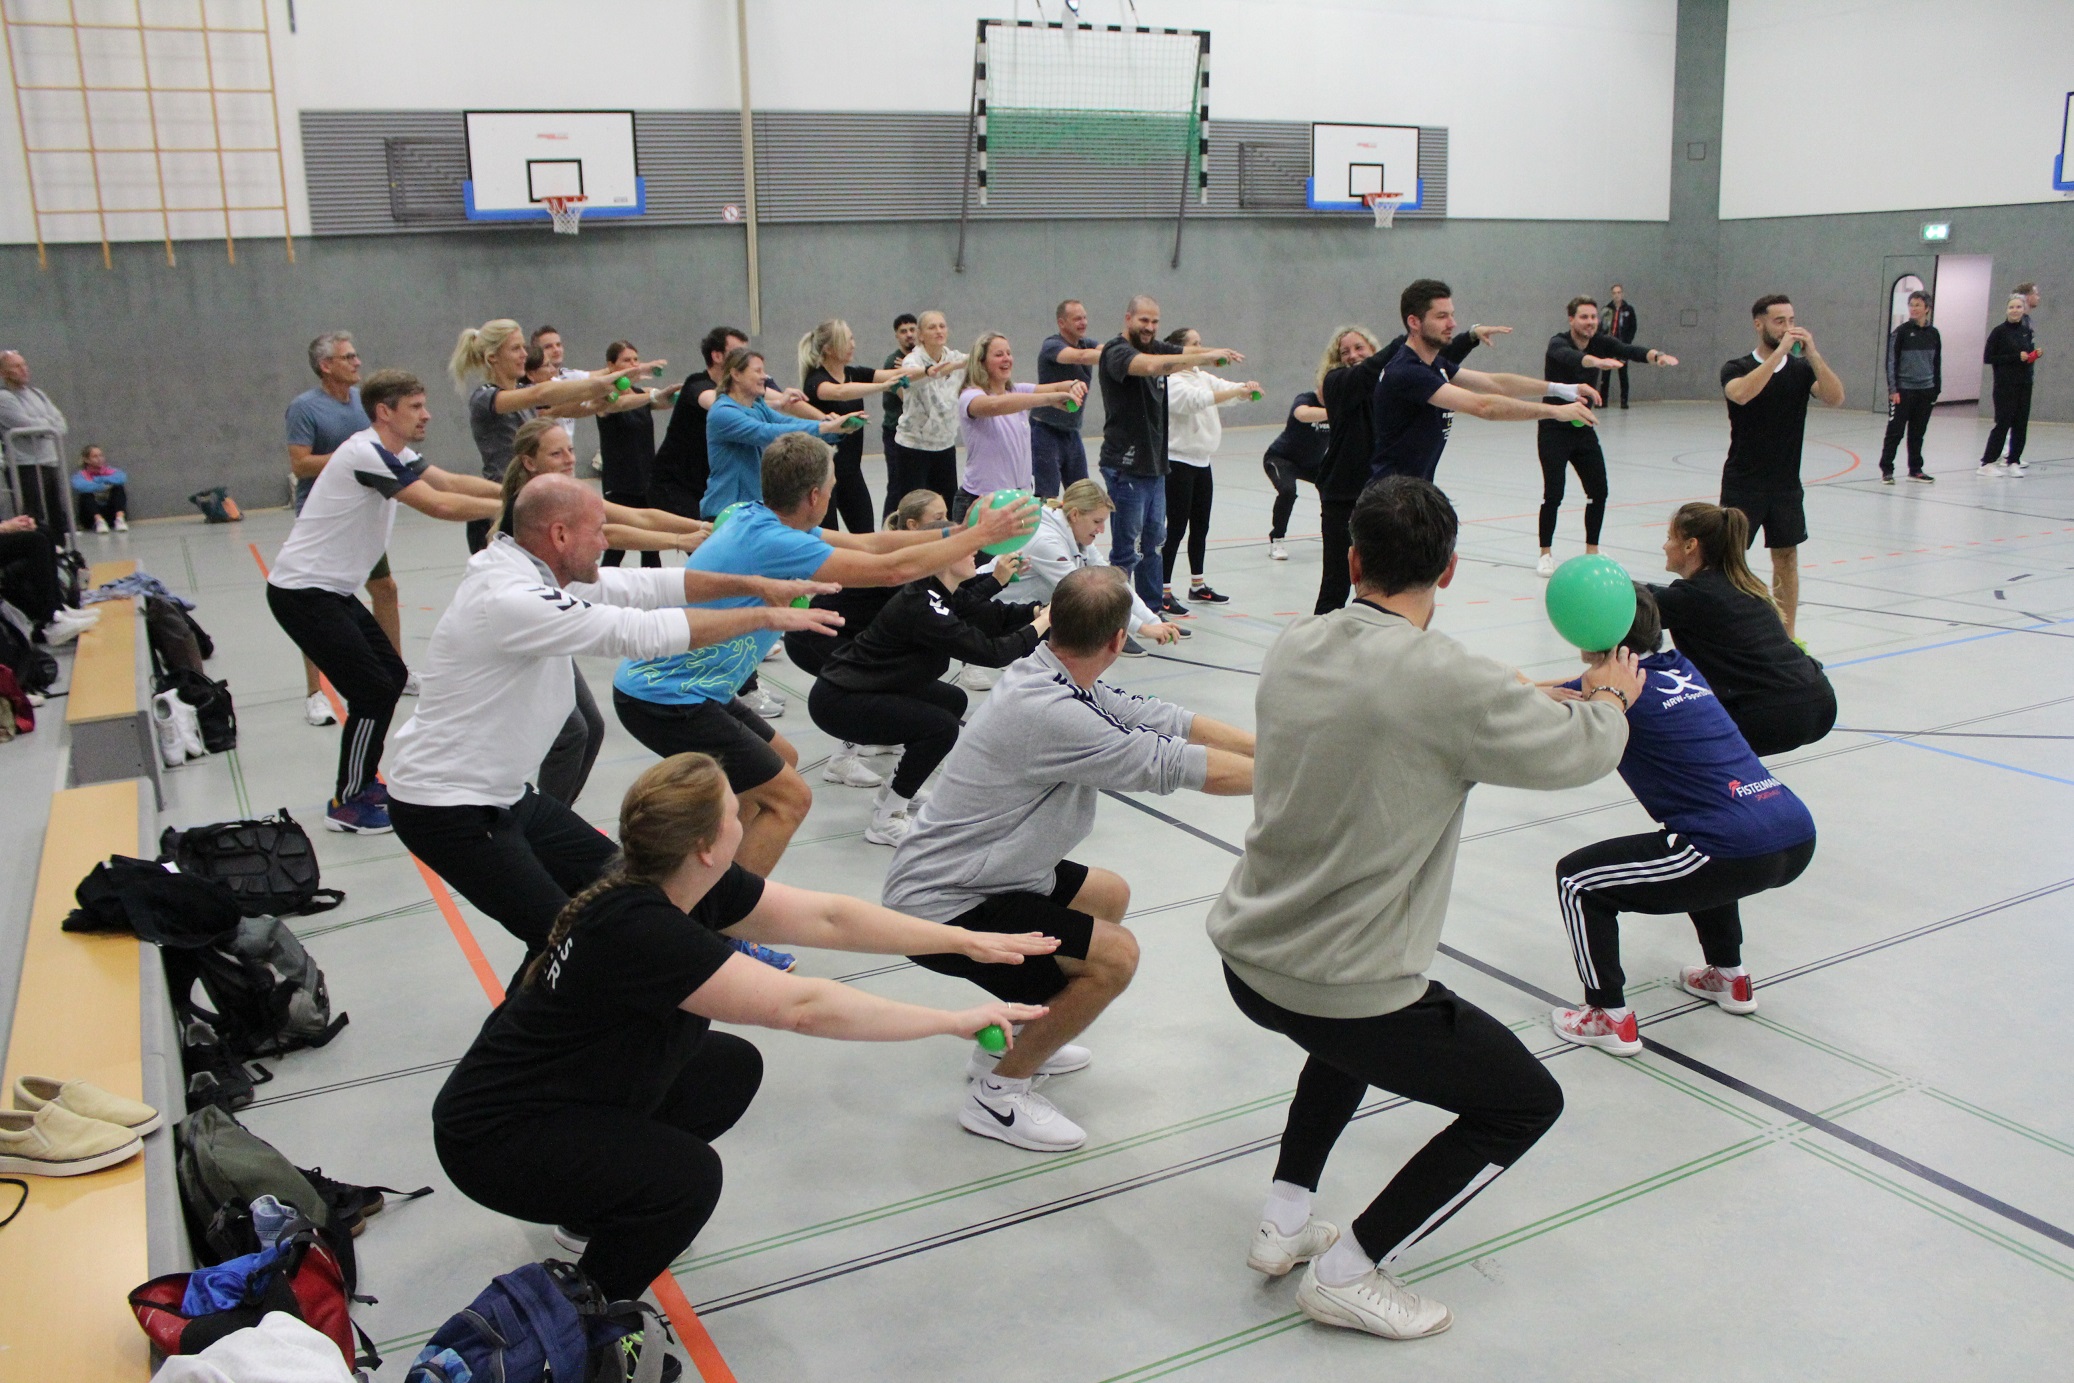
[
  {"x1": 1603, "y1": 1006, "x2": 1632, "y2": 1022},
  {"x1": 1262, "y1": 1180, "x2": 1311, "y2": 1236},
  {"x1": 979, "y1": 1072, "x2": 1029, "y2": 1096},
  {"x1": 837, "y1": 741, "x2": 860, "y2": 758},
  {"x1": 1315, "y1": 1235, "x2": 1373, "y2": 1287},
  {"x1": 1716, "y1": 965, "x2": 1746, "y2": 978}
]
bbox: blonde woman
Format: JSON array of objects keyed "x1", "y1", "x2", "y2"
[
  {"x1": 954, "y1": 331, "x2": 1086, "y2": 521},
  {"x1": 800, "y1": 319, "x2": 925, "y2": 533},
  {"x1": 1010, "y1": 479, "x2": 1184, "y2": 656},
  {"x1": 892, "y1": 310, "x2": 969, "y2": 503},
  {"x1": 705, "y1": 347, "x2": 850, "y2": 521},
  {"x1": 1158, "y1": 327, "x2": 1260, "y2": 612}
]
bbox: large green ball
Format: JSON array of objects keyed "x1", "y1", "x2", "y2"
[
  {"x1": 965, "y1": 487, "x2": 1036, "y2": 556},
  {"x1": 1545, "y1": 555, "x2": 1638, "y2": 651}
]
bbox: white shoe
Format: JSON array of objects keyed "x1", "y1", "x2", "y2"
[
  {"x1": 822, "y1": 753, "x2": 883, "y2": 788},
  {"x1": 112, "y1": 514, "x2": 128, "y2": 532},
  {"x1": 959, "y1": 1075, "x2": 1087, "y2": 1151},
  {"x1": 153, "y1": 692, "x2": 191, "y2": 768},
  {"x1": 2008, "y1": 461, "x2": 2026, "y2": 477},
  {"x1": 1268, "y1": 541, "x2": 1289, "y2": 561},
  {"x1": 966, "y1": 1038, "x2": 1091, "y2": 1082},
  {"x1": 741, "y1": 687, "x2": 785, "y2": 718},
  {"x1": 1535, "y1": 552, "x2": 1556, "y2": 578},
  {"x1": 304, "y1": 692, "x2": 337, "y2": 726},
  {"x1": 956, "y1": 663, "x2": 997, "y2": 691},
  {"x1": 864, "y1": 785, "x2": 912, "y2": 846},
  {"x1": 42, "y1": 608, "x2": 97, "y2": 645},
  {"x1": 1979, "y1": 461, "x2": 2004, "y2": 476},
  {"x1": 401, "y1": 672, "x2": 421, "y2": 696},
  {"x1": 1296, "y1": 1263, "x2": 1453, "y2": 1339},
  {"x1": 1248, "y1": 1218, "x2": 1340, "y2": 1278},
  {"x1": 92, "y1": 515, "x2": 109, "y2": 534}
]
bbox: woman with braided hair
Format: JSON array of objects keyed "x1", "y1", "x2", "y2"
[{"x1": 431, "y1": 752, "x2": 1056, "y2": 1301}]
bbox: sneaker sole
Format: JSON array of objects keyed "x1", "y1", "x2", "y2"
[
  {"x1": 957, "y1": 1106, "x2": 1086, "y2": 1152},
  {"x1": 821, "y1": 767, "x2": 882, "y2": 787},
  {"x1": 1678, "y1": 977, "x2": 1757, "y2": 1014},
  {"x1": 0, "y1": 1138, "x2": 144, "y2": 1177},
  {"x1": 1295, "y1": 1279, "x2": 1453, "y2": 1339},
  {"x1": 324, "y1": 816, "x2": 394, "y2": 835}
]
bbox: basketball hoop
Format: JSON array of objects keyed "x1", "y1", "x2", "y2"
[
  {"x1": 543, "y1": 195, "x2": 587, "y2": 236},
  {"x1": 1362, "y1": 192, "x2": 1405, "y2": 230}
]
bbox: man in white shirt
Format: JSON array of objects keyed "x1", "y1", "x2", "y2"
[
  {"x1": 384, "y1": 473, "x2": 838, "y2": 952},
  {"x1": 265, "y1": 370, "x2": 506, "y2": 834}
]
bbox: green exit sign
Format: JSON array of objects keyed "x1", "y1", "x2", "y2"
[{"x1": 1921, "y1": 222, "x2": 1951, "y2": 242}]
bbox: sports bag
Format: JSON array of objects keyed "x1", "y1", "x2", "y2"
[
  {"x1": 130, "y1": 1216, "x2": 375, "y2": 1374},
  {"x1": 0, "y1": 665, "x2": 32, "y2": 738},
  {"x1": 161, "y1": 811, "x2": 344, "y2": 917},
  {"x1": 189, "y1": 486, "x2": 244, "y2": 523},
  {"x1": 146, "y1": 593, "x2": 208, "y2": 676},
  {"x1": 161, "y1": 913, "x2": 350, "y2": 1061},
  {"x1": 0, "y1": 598, "x2": 58, "y2": 696},
  {"x1": 159, "y1": 666, "x2": 237, "y2": 751},
  {"x1": 406, "y1": 1260, "x2": 670, "y2": 1383}
]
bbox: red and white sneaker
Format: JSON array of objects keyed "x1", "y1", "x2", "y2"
[
  {"x1": 1679, "y1": 965, "x2": 1757, "y2": 1014},
  {"x1": 1551, "y1": 1005, "x2": 1641, "y2": 1056}
]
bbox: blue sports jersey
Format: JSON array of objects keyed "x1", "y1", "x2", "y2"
[
  {"x1": 1568, "y1": 650, "x2": 1814, "y2": 858},
  {"x1": 613, "y1": 504, "x2": 833, "y2": 705}
]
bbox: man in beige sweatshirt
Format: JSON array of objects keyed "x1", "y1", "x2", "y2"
[{"x1": 1207, "y1": 476, "x2": 1640, "y2": 1341}]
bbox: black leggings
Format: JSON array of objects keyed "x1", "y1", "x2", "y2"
[
  {"x1": 1558, "y1": 831, "x2": 1816, "y2": 1009},
  {"x1": 390, "y1": 786, "x2": 620, "y2": 954},
  {"x1": 1730, "y1": 683, "x2": 1836, "y2": 757},
  {"x1": 1982, "y1": 378, "x2": 2031, "y2": 465},
  {"x1": 436, "y1": 1031, "x2": 762, "y2": 1301},
  {"x1": 823, "y1": 434, "x2": 877, "y2": 533},
  {"x1": 1263, "y1": 452, "x2": 1313, "y2": 542},
  {"x1": 265, "y1": 584, "x2": 404, "y2": 802},
  {"x1": 75, "y1": 483, "x2": 127, "y2": 525},
  {"x1": 0, "y1": 526, "x2": 65, "y2": 628},
  {"x1": 1536, "y1": 429, "x2": 1609, "y2": 547},
  {"x1": 807, "y1": 678, "x2": 966, "y2": 798},
  {"x1": 893, "y1": 445, "x2": 957, "y2": 506},
  {"x1": 536, "y1": 668, "x2": 606, "y2": 807},
  {"x1": 1227, "y1": 970, "x2": 1563, "y2": 1264},
  {"x1": 1161, "y1": 463, "x2": 1214, "y2": 584},
  {"x1": 1314, "y1": 500, "x2": 1354, "y2": 615},
  {"x1": 601, "y1": 489, "x2": 663, "y2": 569}
]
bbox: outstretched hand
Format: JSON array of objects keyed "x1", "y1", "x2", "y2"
[
  {"x1": 1473, "y1": 324, "x2": 1514, "y2": 345},
  {"x1": 769, "y1": 606, "x2": 843, "y2": 635},
  {"x1": 761, "y1": 577, "x2": 839, "y2": 607},
  {"x1": 1552, "y1": 401, "x2": 1598, "y2": 427},
  {"x1": 954, "y1": 1003, "x2": 1051, "y2": 1043},
  {"x1": 957, "y1": 930, "x2": 1062, "y2": 966}
]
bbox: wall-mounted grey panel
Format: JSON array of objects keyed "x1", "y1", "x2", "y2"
[{"x1": 303, "y1": 110, "x2": 1447, "y2": 234}]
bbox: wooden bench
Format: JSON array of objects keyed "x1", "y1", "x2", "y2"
[
  {"x1": 65, "y1": 559, "x2": 163, "y2": 808},
  {"x1": 0, "y1": 778, "x2": 180, "y2": 1382}
]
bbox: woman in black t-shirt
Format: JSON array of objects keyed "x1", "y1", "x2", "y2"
[
  {"x1": 595, "y1": 340, "x2": 683, "y2": 568},
  {"x1": 800, "y1": 320, "x2": 926, "y2": 534},
  {"x1": 433, "y1": 752, "x2": 1052, "y2": 1303},
  {"x1": 1263, "y1": 390, "x2": 1328, "y2": 559},
  {"x1": 1651, "y1": 502, "x2": 1835, "y2": 756}
]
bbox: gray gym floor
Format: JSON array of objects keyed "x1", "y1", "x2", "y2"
[{"x1": 12, "y1": 399, "x2": 2071, "y2": 1379}]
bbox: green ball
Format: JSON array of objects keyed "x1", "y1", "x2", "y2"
[
  {"x1": 1545, "y1": 555, "x2": 1638, "y2": 651},
  {"x1": 840, "y1": 414, "x2": 866, "y2": 431},
  {"x1": 1061, "y1": 397, "x2": 1081, "y2": 412},
  {"x1": 965, "y1": 487, "x2": 1035, "y2": 556},
  {"x1": 976, "y1": 1024, "x2": 1007, "y2": 1054},
  {"x1": 710, "y1": 502, "x2": 748, "y2": 533},
  {"x1": 790, "y1": 595, "x2": 810, "y2": 608}
]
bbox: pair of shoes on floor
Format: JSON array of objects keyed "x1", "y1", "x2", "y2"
[
  {"x1": 1980, "y1": 460, "x2": 2026, "y2": 477},
  {"x1": 153, "y1": 689, "x2": 207, "y2": 766},
  {"x1": 1553, "y1": 965, "x2": 1757, "y2": 1057},
  {"x1": 1188, "y1": 584, "x2": 1230, "y2": 605},
  {"x1": 40, "y1": 605, "x2": 99, "y2": 646},
  {"x1": 823, "y1": 744, "x2": 884, "y2": 788},
  {"x1": 960, "y1": 1036, "x2": 1092, "y2": 1151},
  {"x1": 728, "y1": 936, "x2": 796, "y2": 971},
  {"x1": 304, "y1": 691, "x2": 338, "y2": 726},
  {"x1": 0, "y1": 1076, "x2": 160, "y2": 1176},
  {"x1": 325, "y1": 788, "x2": 392, "y2": 834},
  {"x1": 1246, "y1": 1213, "x2": 1452, "y2": 1340},
  {"x1": 1268, "y1": 540, "x2": 1289, "y2": 561},
  {"x1": 741, "y1": 687, "x2": 785, "y2": 718}
]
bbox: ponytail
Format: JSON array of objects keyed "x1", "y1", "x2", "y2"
[
  {"x1": 888, "y1": 488, "x2": 943, "y2": 530},
  {"x1": 448, "y1": 317, "x2": 523, "y2": 394},
  {"x1": 798, "y1": 319, "x2": 852, "y2": 382},
  {"x1": 1672, "y1": 502, "x2": 1780, "y2": 616}
]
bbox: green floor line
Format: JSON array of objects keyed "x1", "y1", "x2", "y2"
[
  {"x1": 1749, "y1": 1013, "x2": 1898, "y2": 1077},
  {"x1": 179, "y1": 535, "x2": 200, "y2": 593},
  {"x1": 670, "y1": 1087, "x2": 1300, "y2": 1275},
  {"x1": 225, "y1": 749, "x2": 252, "y2": 818},
  {"x1": 1616, "y1": 1054, "x2": 1773, "y2": 1130}
]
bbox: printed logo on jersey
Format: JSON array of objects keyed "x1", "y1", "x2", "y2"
[
  {"x1": 1654, "y1": 667, "x2": 1715, "y2": 708},
  {"x1": 927, "y1": 590, "x2": 953, "y2": 620},
  {"x1": 1726, "y1": 775, "x2": 1784, "y2": 801}
]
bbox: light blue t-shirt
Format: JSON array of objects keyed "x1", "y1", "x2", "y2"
[
  {"x1": 614, "y1": 503, "x2": 834, "y2": 705},
  {"x1": 286, "y1": 385, "x2": 367, "y2": 513}
]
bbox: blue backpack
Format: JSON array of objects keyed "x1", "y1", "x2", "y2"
[{"x1": 405, "y1": 1259, "x2": 670, "y2": 1383}]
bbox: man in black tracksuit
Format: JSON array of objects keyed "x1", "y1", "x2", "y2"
[
  {"x1": 1878, "y1": 292, "x2": 1940, "y2": 482},
  {"x1": 1535, "y1": 296, "x2": 1676, "y2": 574},
  {"x1": 1601, "y1": 285, "x2": 1639, "y2": 408},
  {"x1": 1980, "y1": 293, "x2": 2040, "y2": 475}
]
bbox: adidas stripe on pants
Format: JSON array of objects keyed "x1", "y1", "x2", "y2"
[
  {"x1": 266, "y1": 583, "x2": 406, "y2": 802},
  {"x1": 1556, "y1": 830, "x2": 1817, "y2": 1009}
]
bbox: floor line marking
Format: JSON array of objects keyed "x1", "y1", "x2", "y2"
[{"x1": 1865, "y1": 733, "x2": 2074, "y2": 788}]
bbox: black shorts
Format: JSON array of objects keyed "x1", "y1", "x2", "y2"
[
  {"x1": 910, "y1": 860, "x2": 1094, "y2": 1006},
  {"x1": 612, "y1": 689, "x2": 785, "y2": 792},
  {"x1": 1720, "y1": 486, "x2": 1807, "y2": 549}
]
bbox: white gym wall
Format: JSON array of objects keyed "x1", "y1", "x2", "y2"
[{"x1": 1718, "y1": 0, "x2": 2074, "y2": 219}]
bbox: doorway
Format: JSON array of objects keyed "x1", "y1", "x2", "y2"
[
  {"x1": 1931, "y1": 253, "x2": 1994, "y2": 405},
  {"x1": 1875, "y1": 254, "x2": 1936, "y2": 407}
]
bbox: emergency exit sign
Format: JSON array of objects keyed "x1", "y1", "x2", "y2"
[{"x1": 1921, "y1": 222, "x2": 1951, "y2": 242}]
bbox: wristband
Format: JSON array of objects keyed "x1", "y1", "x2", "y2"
[
  {"x1": 1586, "y1": 684, "x2": 1629, "y2": 710},
  {"x1": 941, "y1": 525, "x2": 952, "y2": 539},
  {"x1": 1547, "y1": 382, "x2": 1580, "y2": 403}
]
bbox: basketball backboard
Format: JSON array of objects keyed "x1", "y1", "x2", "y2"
[
  {"x1": 463, "y1": 111, "x2": 645, "y2": 222},
  {"x1": 1307, "y1": 122, "x2": 1423, "y2": 212},
  {"x1": 2055, "y1": 90, "x2": 2072, "y2": 191}
]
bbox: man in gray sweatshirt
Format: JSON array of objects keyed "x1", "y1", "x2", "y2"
[
  {"x1": 1208, "y1": 476, "x2": 1639, "y2": 1341},
  {"x1": 883, "y1": 566, "x2": 1255, "y2": 1152}
]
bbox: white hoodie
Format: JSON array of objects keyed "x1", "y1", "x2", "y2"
[
  {"x1": 1165, "y1": 369, "x2": 1243, "y2": 466},
  {"x1": 995, "y1": 506, "x2": 1157, "y2": 635}
]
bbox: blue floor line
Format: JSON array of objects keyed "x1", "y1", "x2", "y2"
[
  {"x1": 1828, "y1": 615, "x2": 2074, "y2": 668},
  {"x1": 1868, "y1": 733, "x2": 2074, "y2": 788}
]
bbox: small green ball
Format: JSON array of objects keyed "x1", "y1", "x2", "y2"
[{"x1": 976, "y1": 1024, "x2": 1007, "y2": 1054}]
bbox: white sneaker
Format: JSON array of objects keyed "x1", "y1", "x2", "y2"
[
  {"x1": 741, "y1": 687, "x2": 786, "y2": 718},
  {"x1": 966, "y1": 1038, "x2": 1091, "y2": 1082},
  {"x1": 1979, "y1": 461, "x2": 2004, "y2": 476},
  {"x1": 92, "y1": 515, "x2": 109, "y2": 534},
  {"x1": 152, "y1": 692, "x2": 192, "y2": 768},
  {"x1": 304, "y1": 692, "x2": 337, "y2": 726},
  {"x1": 2008, "y1": 461, "x2": 2027, "y2": 477},
  {"x1": 1248, "y1": 1218, "x2": 1340, "y2": 1278},
  {"x1": 956, "y1": 663, "x2": 997, "y2": 691},
  {"x1": 1268, "y1": 541, "x2": 1289, "y2": 561},
  {"x1": 402, "y1": 672, "x2": 421, "y2": 696},
  {"x1": 822, "y1": 753, "x2": 883, "y2": 788},
  {"x1": 1296, "y1": 1263, "x2": 1453, "y2": 1339},
  {"x1": 959, "y1": 1075, "x2": 1087, "y2": 1151},
  {"x1": 112, "y1": 514, "x2": 128, "y2": 532},
  {"x1": 1535, "y1": 552, "x2": 1556, "y2": 578},
  {"x1": 42, "y1": 609, "x2": 97, "y2": 645},
  {"x1": 864, "y1": 786, "x2": 912, "y2": 846}
]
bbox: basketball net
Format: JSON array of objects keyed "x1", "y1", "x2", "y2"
[
  {"x1": 544, "y1": 195, "x2": 587, "y2": 236},
  {"x1": 1362, "y1": 192, "x2": 1405, "y2": 230}
]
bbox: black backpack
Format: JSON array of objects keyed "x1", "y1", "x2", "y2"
[
  {"x1": 160, "y1": 914, "x2": 350, "y2": 1064},
  {"x1": 144, "y1": 594, "x2": 207, "y2": 677},
  {"x1": 161, "y1": 811, "x2": 343, "y2": 917},
  {"x1": 0, "y1": 598, "x2": 58, "y2": 696},
  {"x1": 154, "y1": 666, "x2": 237, "y2": 752}
]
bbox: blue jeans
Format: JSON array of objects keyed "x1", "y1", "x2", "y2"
[
  {"x1": 1032, "y1": 425, "x2": 1089, "y2": 499},
  {"x1": 1102, "y1": 466, "x2": 1167, "y2": 612}
]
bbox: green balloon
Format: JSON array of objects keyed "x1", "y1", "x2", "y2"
[
  {"x1": 965, "y1": 487, "x2": 1036, "y2": 556},
  {"x1": 1545, "y1": 555, "x2": 1638, "y2": 651},
  {"x1": 710, "y1": 502, "x2": 749, "y2": 533},
  {"x1": 976, "y1": 1024, "x2": 1007, "y2": 1054}
]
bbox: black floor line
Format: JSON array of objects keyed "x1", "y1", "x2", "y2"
[
  {"x1": 1146, "y1": 651, "x2": 1265, "y2": 676},
  {"x1": 243, "y1": 1056, "x2": 461, "y2": 1109},
  {"x1": 1800, "y1": 599, "x2": 2074, "y2": 640}
]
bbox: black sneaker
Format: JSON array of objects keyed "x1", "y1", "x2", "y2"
[
  {"x1": 1118, "y1": 637, "x2": 1149, "y2": 658},
  {"x1": 1880, "y1": 471, "x2": 1895, "y2": 485},
  {"x1": 1169, "y1": 622, "x2": 1193, "y2": 639},
  {"x1": 1159, "y1": 591, "x2": 1191, "y2": 617},
  {"x1": 1907, "y1": 471, "x2": 1935, "y2": 484},
  {"x1": 1188, "y1": 584, "x2": 1230, "y2": 605}
]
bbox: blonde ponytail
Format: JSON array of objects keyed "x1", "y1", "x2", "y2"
[{"x1": 448, "y1": 318, "x2": 522, "y2": 394}]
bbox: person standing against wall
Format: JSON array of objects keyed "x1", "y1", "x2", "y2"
[
  {"x1": 531, "y1": 325, "x2": 588, "y2": 450},
  {"x1": 1877, "y1": 291, "x2": 1940, "y2": 484},
  {"x1": 1602, "y1": 285, "x2": 1639, "y2": 409},
  {"x1": 1034, "y1": 300, "x2": 1101, "y2": 499},
  {"x1": 1981, "y1": 291, "x2": 2040, "y2": 477},
  {"x1": 0, "y1": 350, "x2": 70, "y2": 533},
  {"x1": 880, "y1": 313, "x2": 920, "y2": 516}
]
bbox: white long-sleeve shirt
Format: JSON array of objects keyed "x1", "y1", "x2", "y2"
[
  {"x1": 384, "y1": 536, "x2": 692, "y2": 808},
  {"x1": 893, "y1": 346, "x2": 970, "y2": 452},
  {"x1": 1165, "y1": 369, "x2": 1242, "y2": 466},
  {"x1": 996, "y1": 506, "x2": 1155, "y2": 635},
  {"x1": 0, "y1": 383, "x2": 67, "y2": 468}
]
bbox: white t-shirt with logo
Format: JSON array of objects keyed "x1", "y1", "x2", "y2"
[{"x1": 267, "y1": 428, "x2": 426, "y2": 596}]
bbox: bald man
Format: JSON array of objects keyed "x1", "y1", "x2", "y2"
[{"x1": 384, "y1": 474, "x2": 840, "y2": 955}]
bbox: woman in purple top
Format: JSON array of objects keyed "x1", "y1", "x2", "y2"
[{"x1": 954, "y1": 332, "x2": 1086, "y2": 521}]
